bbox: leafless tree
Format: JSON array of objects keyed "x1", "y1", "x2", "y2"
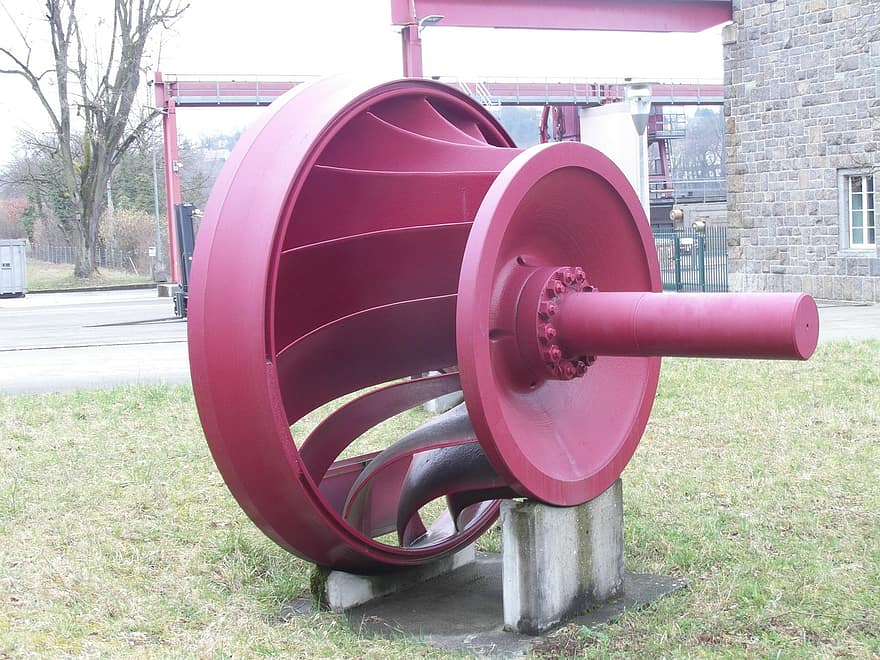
[
  {"x1": 670, "y1": 108, "x2": 725, "y2": 182},
  {"x1": 0, "y1": 0, "x2": 187, "y2": 277}
]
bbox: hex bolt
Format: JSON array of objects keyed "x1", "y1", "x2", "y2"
[
  {"x1": 546, "y1": 279, "x2": 566, "y2": 297},
  {"x1": 574, "y1": 360, "x2": 588, "y2": 376},
  {"x1": 537, "y1": 324, "x2": 558, "y2": 343},
  {"x1": 574, "y1": 268, "x2": 587, "y2": 285},
  {"x1": 562, "y1": 269, "x2": 576, "y2": 286},
  {"x1": 542, "y1": 344, "x2": 562, "y2": 364},
  {"x1": 538, "y1": 301, "x2": 558, "y2": 320},
  {"x1": 556, "y1": 362, "x2": 577, "y2": 379}
]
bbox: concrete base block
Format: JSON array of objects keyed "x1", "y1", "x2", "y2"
[
  {"x1": 501, "y1": 479, "x2": 624, "y2": 635},
  {"x1": 313, "y1": 544, "x2": 475, "y2": 611},
  {"x1": 338, "y1": 553, "x2": 686, "y2": 657}
]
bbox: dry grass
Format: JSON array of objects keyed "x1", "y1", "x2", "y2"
[
  {"x1": 26, "y1": 259, "x2": 152, "y2": 291},
  {"x1": 0, "y1": 342, "x2": 878, "y2": 657}
]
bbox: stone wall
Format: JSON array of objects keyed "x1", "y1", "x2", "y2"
[{"x1": 724, "y1": 0, "x2": 880, "y2": 301}]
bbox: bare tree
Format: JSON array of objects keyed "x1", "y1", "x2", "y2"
[
  {"x1": 669, "y1": 108, "x2": 725, "y2": 181},
  {"x1": 0, "y1": 0, "x2": 187, "y2": 277}
]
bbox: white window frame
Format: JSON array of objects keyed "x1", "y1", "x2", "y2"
[{"x1": 838, "y1": 169, "x2": 877, "y2": 253}]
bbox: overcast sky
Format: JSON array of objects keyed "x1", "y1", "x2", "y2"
[{"x1": 0, "y1": 0, "x2": 724, "y2": 159}]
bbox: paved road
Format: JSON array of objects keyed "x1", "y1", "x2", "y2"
[
  {"x1": 815, "y1": 299, "x2": 880, "y2": 343},
  {"x1": 0, "y1": 290, "x2": 877, "y2": 395},
  {"x1": 0, "y1": 289, "x2": 189, "y2": 394}
]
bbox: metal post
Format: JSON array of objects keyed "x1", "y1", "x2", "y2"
[
  {"x1": 697, "y1": 234, "x2": 706, "y2": 292},
  {"x1": 625, "y1": 83, "x2": 653, "y2": 219},
  {"x1": 401, "y1": 15, "x2": 443, "y2": 78},
  {"x1": 637, "y1": 136, "x2": 648, "y2": 216},
  {"x1": 155, "y1": 73, "x2": 183, "y2": 284},
  {"x1": 401, "y1": 25, "x2": 423, "y2": 77},
  {"x1": 151, "y1": 143, "x2": 165, "y2": 280}
]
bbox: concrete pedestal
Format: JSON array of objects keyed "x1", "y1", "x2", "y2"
[
  {"x1": 312, "y1": 544, "x2": 475, "y2": 611},
  {"x1": 501, "y1": 479, "x2": 624, "y2": 635},
  {"x1": 290, "y1": 476, "x2": 685, "y2": 654}
]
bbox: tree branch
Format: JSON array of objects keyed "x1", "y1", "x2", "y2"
[{"x1": 0, "y1": 46, "x2": 62, "y2": 135}]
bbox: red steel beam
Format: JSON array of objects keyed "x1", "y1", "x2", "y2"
[
  {"x1": 153, "y1": 73, "x2": 183, "y2": 284},
  {"x1": 159, "y1": 77, "x2": 723, "y2": 108},
  {"x1": 391, "y1": 0, "x2": 733, "y2": 33}
]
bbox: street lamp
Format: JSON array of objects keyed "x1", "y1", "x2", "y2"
[
  {"x1": 418, "y1": 14, "x2": 444, "y2": 33},
  {"x1": 625, "y1": 81, "x2": 653, "y2": 218},
  {"x1": 403, "y1": 15, "x2": 444, "y2": 78}
]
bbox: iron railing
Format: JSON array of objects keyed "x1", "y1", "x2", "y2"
[
  {"x1": 652, "y1": 225, "x2": 728, "y2": 292},
  {"x1": 650, "y1": 178, "x2": 727, "y2": 203}
]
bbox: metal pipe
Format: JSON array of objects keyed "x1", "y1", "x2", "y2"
[{"x1": 554, "y1": 291, "x2": 818, "y2": 361}]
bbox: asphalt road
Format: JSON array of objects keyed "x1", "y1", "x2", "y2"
[
  {"x1": 0, "y1": 289, "x2": 877, "y2": 395},
  {"x1": 0, "y1": 289, "x2": 189, "y2": 394}
]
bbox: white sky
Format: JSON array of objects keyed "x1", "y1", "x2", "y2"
[{"x1": 0, "y1": 0, "x2": 724, "y2": 160}]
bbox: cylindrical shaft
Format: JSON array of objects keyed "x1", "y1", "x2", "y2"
[{"x1": 555, "y1": 292, "x2": 818, "y2": 360}]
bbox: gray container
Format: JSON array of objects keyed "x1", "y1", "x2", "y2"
[{"x1": 0, "y1": 239, "x2": 27, "y2": 297}]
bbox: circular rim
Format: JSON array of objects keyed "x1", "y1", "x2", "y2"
[
  {"x1": 189, "y1": 76, "x2": 516, "y2": 572},
  {"x1": 456, "y1": 141, "x2": 663, "y2": 505}
]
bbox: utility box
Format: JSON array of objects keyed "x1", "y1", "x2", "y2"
[{"x1": 0, "y1": 239, "x2": 27, "y2": 297}]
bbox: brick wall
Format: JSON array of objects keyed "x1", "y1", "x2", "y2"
[{"x1": 724, "y1": 0, "x2": 880, "y2": 301}]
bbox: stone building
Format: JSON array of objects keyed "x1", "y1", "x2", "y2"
[{"x1": 724, "y1": 0, "x2": 880, "y2": 301}]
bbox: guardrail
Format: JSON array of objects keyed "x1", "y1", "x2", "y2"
[{"x1": 650, "y1": 178, "x2": 727, "y2": 203}]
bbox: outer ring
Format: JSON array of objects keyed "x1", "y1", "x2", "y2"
[
  {"x1": 189, "y1": 76, "x2": 514, "y2": 572},
  {"x1": 456, "y1": 141, "x2": 663, "y2": 505}
]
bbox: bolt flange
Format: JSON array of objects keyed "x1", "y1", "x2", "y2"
[{"x1": 532, "y1": 266, "x2": 597, "y2": 380}]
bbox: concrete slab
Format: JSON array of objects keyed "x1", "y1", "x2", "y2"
[
  {"x1": 816, "y1": 300, "x2": 880, "y2": 343},
  {"x1": 335, "y1": 553, "x2": 685, "y2": 658},
  {"x1": 0, "y1": 289, "x2": 189, "y2": 393}
]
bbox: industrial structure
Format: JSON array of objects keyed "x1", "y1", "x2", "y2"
[
  {"x1": 187, "y1": 76, "x2": 817, "y2": 574},
  {"x1": 153, "y1": 76, "x2": 723, "y2": 303},
  {"x1": 175, "y1": 0, "x2": 836, "y2": 636}
]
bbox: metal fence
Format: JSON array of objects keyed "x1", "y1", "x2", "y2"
[
  {"x1": 652, "y1": 225, "x2": 728, "y2": 292},
  {"x1": 27, "y1": 244, "x2": 146, "y2": 274},
  {"x1": 650, "y1": 178, "x2": 727, "y2": 204}
]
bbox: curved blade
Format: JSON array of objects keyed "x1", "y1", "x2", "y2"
[
  {"x1": 300, "y1": 372, "x2": 462, "y2": 484},
  {"x1": 342, "y1": 403, "x2": 478, "y2": 539},
  {"x1": 396, "y1": 432, "x2": 515, "y2": 546}
]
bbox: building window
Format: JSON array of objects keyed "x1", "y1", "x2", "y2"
[
  {"x1": 848, "y1": 174, "x2": 875, "y2": 247},
  {"x1": 839, "y1": 170, "x2": 877, "y2": 251}
]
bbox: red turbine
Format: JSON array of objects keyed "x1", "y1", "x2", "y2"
[{"x1": 188, "y1": 77, "x2": 818, "y2": 573}]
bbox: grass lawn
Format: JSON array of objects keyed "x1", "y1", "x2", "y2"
[
  {"x1": 0, "y1": 342, "x2": 878, "y2": 657},
  {"x1": 26, "y1": 259, "x2": 153, "y2": 291}
]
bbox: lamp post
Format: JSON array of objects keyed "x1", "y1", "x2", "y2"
[
  {"x1": 625, "y1": 82, "x2": 653, "y2": 219},
  {"x1": 402, "y1": 14, "x2": 444, "y2": 77}
]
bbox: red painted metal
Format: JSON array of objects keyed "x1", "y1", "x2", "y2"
[
  {"x1": 391, "y1": 0, "x2": 732, "y2": 32},
  {"x1": 455, "y1": 141, "x2": 817, "y2": 505},
  {"x1": 157, "y1": 76, "x2": 724, "y2": 108},
  {"x1": 401, "y1": 25, "x2": 424, "y2": 77},
  {"x1": 554, "y1": 291, "x2": 818, "y2": 360},
  {"x1": 190, "y1": 78, "x2": 817, "y2": 572},
  {"x1": 153, "y1": 73, "x2": 183, "y2": 283},
  {"x1": 189, "y1": 76, "x2": 520, "y2": 573}
]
